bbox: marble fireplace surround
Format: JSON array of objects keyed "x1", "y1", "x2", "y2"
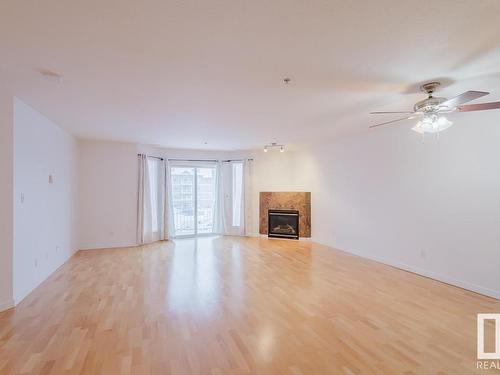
[{"x1": 259, "y1": 192, "x2": 311, "y2": 238}]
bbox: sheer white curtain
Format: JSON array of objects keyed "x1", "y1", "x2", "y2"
[
  {"x1": 214, "y1": 161, "x2": 229, "y2": 235},
  {"x1": 165, "y1": 160, "x2": 175, "y2": 239},
  {"x1": 243, "y1": 159, "x2": 253, "y2": 236},
  {"x1": 216, "y1": 159, "x2": 252, "y2": 236},
  {"x1": 137, "y1": 155, "x2": 169, "y2": 244}
]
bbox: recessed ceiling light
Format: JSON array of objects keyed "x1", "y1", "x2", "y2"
[{"x1": 283, "y1": 78, "x2": 291, "y2": 85}]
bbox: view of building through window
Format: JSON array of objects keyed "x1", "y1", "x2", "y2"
[
  {"x1": 170, "y1": 166, "x2": 216, "y2": 236},
  {"x1": 197, "y1": 167, "x2": 216, "y2": 234}
]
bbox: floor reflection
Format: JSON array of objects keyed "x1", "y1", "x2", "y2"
[{"x1": 167, "y1": 236, "x2": 224, "y2": 315}]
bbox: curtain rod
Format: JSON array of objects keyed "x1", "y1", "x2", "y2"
[
  {"x1": 168, "y1": 158, "x2": 254, "y2": 162},
  {"x1": 221, "y1": 159, "x2": 254, "y2": 162},
  {"x1": 138, "y1": 155, "x2": 253, "y2": 162},
  {"x1": 141, "y1": 155, "x2": 164, "y2": 160}
]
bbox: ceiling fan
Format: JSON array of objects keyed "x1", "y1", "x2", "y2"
[{"x1": 369, "y1": 82, "x2": 500, "y2": 134}]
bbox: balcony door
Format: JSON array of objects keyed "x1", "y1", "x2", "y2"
[{"x1": 170, "y1": 164, "x2": 217, "y2": 237}]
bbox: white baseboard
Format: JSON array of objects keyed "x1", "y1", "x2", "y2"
[
  {"x1": 330, "y1": 245, "x2": 500, "y2": 300},
  {"x1": 79, "y1": 242, "x2": 138, "y2": 251},
  {"x1": 14, "y1": 284, "x2": 36, "y2": 306},
  {"x1": 373, "y1": 255, "x2": 499, "y2": 300},
  {"x1": 0, "y1": 298, "x2": 14, "y2": 312},
  {"x1": 13, "y1": 249, "x2": 78, "y2": 306}
]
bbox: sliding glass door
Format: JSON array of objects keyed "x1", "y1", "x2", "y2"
[
  {"x1": 196, "y1": 167, "x2": 217, "y2": 234},
  {"x1": 171, "y1": 166, "x2": 196, "y2": 236},
  {"x1": 170, "y1": 165, "x2": 217, "y2": 237}
]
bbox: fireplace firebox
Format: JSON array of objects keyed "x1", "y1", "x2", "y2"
[{"x1": 268, "y1": 210, "x2": 299, "y2": 240}]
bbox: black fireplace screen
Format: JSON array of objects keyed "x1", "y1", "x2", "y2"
[{"x1": 268, "y1": 210, "x2": 299, "y2": 239}]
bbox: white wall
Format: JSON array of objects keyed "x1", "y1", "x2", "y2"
[
  {"x1": 78, "y1": 140, "x2": 139, "y2": 250},
  {"x1": 13, "y1": 98, "x2": 78, "y2": 304},
  {"x1": 246, "y1": 150, "x2": 302, "y2": 235},
  {"x1": 296, "y1": 112, "x2": 500, "y2": 299},
  {"x1": 78, "y1": 140, "x2": 298, "y2": 248},
  {"x1": 0, "y1": 93, "x2": 14, "y2": 311}
]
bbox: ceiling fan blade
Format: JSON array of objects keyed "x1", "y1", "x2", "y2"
[
  {"x1": 457, "y1": 101, "x2": 500, "y2": 112},
  {"x1": 439, "y1": 90, "x2": 489, "y2": 110},
  {"x1": 369, "y1": 115, "x2": 417, "y2": 128},
  {"x1": 370, "y1": 111, "x2": 415, "y2": 114}
]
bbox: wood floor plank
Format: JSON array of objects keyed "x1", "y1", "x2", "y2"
[{"x1": 0, "y1": 236, "x2": 499, "y2": 374}]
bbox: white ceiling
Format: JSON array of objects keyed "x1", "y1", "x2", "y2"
[{"x1": 1, "y1": 0, "x2": 500, "y2": 150}]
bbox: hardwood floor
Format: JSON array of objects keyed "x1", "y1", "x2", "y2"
[{"x1": 0, "y1": 236, "x2": 499, "y2": 374}]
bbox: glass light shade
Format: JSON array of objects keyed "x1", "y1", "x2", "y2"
[{"x1": 412, "y1": 115, "x2": 453, "y2": 134}]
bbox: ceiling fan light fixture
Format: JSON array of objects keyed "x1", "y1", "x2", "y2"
[
  {"x1": 412, "y1": 115, "x2": 453, "y2": 134},
  {"x1": 369, "y1": 82, "x2": 500, "y2": 133}
]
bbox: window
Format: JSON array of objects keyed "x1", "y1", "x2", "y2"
[{"x1": 196, "y1": 167, "x2": 217, "y2": 234}]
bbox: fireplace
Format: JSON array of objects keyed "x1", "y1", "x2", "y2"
[
  {"x1": 268, "y1": 210, "x2": 299, "y2": 239},
  {"x1": 260, "y1": 192, "x2": 311, "y2": 238}
]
